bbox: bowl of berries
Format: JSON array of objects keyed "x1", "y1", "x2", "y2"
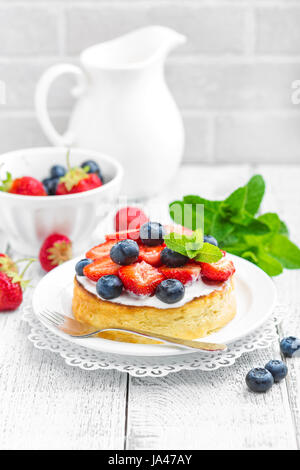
[{"x1": 0, "y1": 147, "x2": 123, "y2": 256}]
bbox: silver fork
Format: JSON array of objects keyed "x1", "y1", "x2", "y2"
[{"x1": 39, "y1": 308, "x2": 227, "y2": 352}]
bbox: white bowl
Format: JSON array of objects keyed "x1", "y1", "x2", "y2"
[{"x1": 0, "y1": 147, "x2": 123, "y2": 256}]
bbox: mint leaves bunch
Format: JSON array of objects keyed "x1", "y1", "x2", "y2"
[
  {"x1": 169, "y1": 175, "x2": 300, "y2": 276},
  {"x1": 165, "y1": 229, "x2": 223, "y2": 264}
]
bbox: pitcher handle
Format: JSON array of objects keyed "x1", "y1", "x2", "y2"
[{"x1": 35, "y1": 63, "x2": 87, "y2": 146}]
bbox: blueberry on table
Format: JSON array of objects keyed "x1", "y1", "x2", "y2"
[
  {"x1": 110, "y1": 240, "x2": 139, "y2": 265},
  {"x1": 265, "y1": 360, "x2": 288, "y2": 383},
  {"x1": 204, "y1": 235, "x2": 218, "y2": 246},
  {"x1": 140, "y1": 222, "x2": 165, "y2": 246},
  {"x1": 160, "y1": 247, "x2": 189, "y2": 267},
  {"x1": 155, "y1": 279, "x2": 185, "y2": 304},
  {"x1": 81, "y1": 160, "x2": 103, "y2": 182},
  {"x1": 245, "y1": 368, "x2": 274, "y2": 393},
  {"x1": 75, "y1": 258, "x2": 93, "y2": 276},
  {"x1": 50, "y1": 165, "x2": 66, "y2": 179},
  {"x1": 96, "y1": 275, "x2": 123, "y2": 299},
  {"x1": 42, "y1": 177, "x2": 60, "y2": 196},
  {"x1": 280, "y1": 336, "x2": 300, "y2": 358}
]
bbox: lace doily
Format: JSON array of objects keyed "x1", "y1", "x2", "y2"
[{"x1": 22, "y1": 301, "x2": 285, "y2": 378}]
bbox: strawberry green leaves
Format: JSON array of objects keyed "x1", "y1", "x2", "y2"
[
  {"x1": 169, "y1": 174, "x2": 300, "y2": 276},
  {"x1": 164, "y1": 229, "x2": 223, "y2": 264},
  {"x1": 0, "y1": 172, "x2": 13, "y2": 192}
]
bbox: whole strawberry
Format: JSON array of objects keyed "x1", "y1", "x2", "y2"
[
  {"x1": 39, "y1": 233, "x2": 72, "y2": 272},
  {"x1": 0, "y1": 258, "x2": 34, "y2": 312},
  {"x1": 0, "y1": 272, "x2": 23, "y2": 311},
  {"x1": 56, "y1": 150, "x2": 102, "y2": 195},
  {"x1": 0, "y1": 173, "x2": 46, "y2": 196},
  {"x1": 114, "y1": 207, "x2": 148, "y2": 232}
]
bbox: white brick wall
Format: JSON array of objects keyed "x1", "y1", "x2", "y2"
[{"x1": 0, "y1": 0, "x2": 299, "y2": 163}]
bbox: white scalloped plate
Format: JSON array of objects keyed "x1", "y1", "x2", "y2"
[{"x1": 32, "y1": 254, "x2": 277, "y2": 357}]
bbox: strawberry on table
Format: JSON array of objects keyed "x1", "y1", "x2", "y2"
[
  {"x1": 200, "y1": 257, "x2": 235, "y2": 282},
  {"x1": 0, "y1": 272, "x2": 23, "y2": 311},
  {"x1": 56, "y1": 150, "x2": 102, "y2": 195},
  {"x1": 159, "y1": 263, "x2": 201, "y2": 285},
  {"x1": 119, "y1": 261, "x2": 164, "y2": 296},
  {"x1": 114, "y1": 207, "x2": 148, "y2": 232},
  {"x1": 86, "y1": 240, "x2": 116, "y2": 260},
  {"x1": 83, "y1": 256, "x2": 120, "y2": 282},
  {"x1": 0, "y1": 258, "x2": 34, "y2": 312},
  {"x1": 0, "y1": 173, "x2": 47, "y2": 196},
  {"x1": 138, "y1": 244, "x2": 165, "y2": 267},
  {"x1": 39, "y1": 233, "x2": 72, "y2": 272}
]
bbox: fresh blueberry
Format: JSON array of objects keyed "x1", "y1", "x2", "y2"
[
  {"x1": 139, "y1": 222, "x2": 165, "y2": 246},
  {"x1": 280, "y1": 336, "x2": 300, "y2": 358},
  {"x1": 81, "y1": 160, "x2": 103, "y2": 182},
  {"x1": 204, "y1": 234, "x2": 218, "y2": 246},
  {"x1": 160, "y1": 247, "x2": 189, "y2": 267},
  {"x1": 155, "y1": 279, "x2": 185, "y2": 304},
  {"x1": 42, "y1": 177, "x2": 60, "y2": 196},
  {"x1": 75, "y1": 258, "x2": 93, "y2": 276},
  {"x1": 245, "y1": 368, "x2": 274, "y2": 393},
  {"x1": 110, "y1": 240, "x2": 139, "y2": 265},
  {"x1": 96, "y1": 275, "x2": 123, "y2": 300},
  {"x1": 265, "y1": 360, "x2": 288, "y2": 383},
  {"x1": 50, "y1": 165, "x2": 66, "y2": 179}
]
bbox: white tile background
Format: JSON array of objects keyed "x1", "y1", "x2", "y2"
[{"x1": 0, "y1": 0, "x2": 300, "y2": 163}]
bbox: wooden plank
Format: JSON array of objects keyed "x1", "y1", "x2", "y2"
[
  {"x1": 126, "y1": 164, "x2": 297, "y2": 450},
  {"x1": 0, "y1": 303, "x2": 127, "y2": 450},
  {"x1": 258, "y1": 165, "x2": 300, "y2": 449}
]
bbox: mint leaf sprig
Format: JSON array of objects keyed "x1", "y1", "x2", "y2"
[
  {"x1": 169, "y1": 175, "x2": 300, "y2": 277},
  {"x1": 165, "y1": 229, "x2": 223, "y2": 264}
]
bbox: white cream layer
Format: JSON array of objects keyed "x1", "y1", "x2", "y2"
[{"x1": 76, "y1": 275, "x2": 228, "y2": 310}]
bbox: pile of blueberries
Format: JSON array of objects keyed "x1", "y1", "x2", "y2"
[
  {"x1": 246, "y1": 337, "x2": 300, "y2": 393},
  {"x1": 42, "y1": 160, "x2": 103, "y2": 195}
]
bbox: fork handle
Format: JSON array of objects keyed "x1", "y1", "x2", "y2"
[{"x1": 99, "y1": 327, "x2": 227, "y2": 352}]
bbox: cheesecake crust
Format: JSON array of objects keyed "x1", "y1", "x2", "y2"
[{"x1": 72, "y1": 276, "x2": 236, "y2": 345}]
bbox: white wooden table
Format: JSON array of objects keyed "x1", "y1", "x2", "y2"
[{"x1": 0, "y1": 164, "x2": 299, "y2": 450}]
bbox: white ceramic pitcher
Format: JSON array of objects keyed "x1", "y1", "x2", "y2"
[{"x1": 35, "y1": 26, "x2": 186, "y2": 199}]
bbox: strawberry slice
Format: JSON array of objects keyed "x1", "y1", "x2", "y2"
[
  {"x1": 86, "y1": 240, "x2": 116, "y2": 260},
  {"x1": 200, "y1": 257, "x2": 235, "y2": 282},
  {"x1": 119, "y1": 261, "x2": 164, "y2": 296},
  {"x1": 83, "y1": 256, "x2": 120, "y2": 282},
  {"x1": 138, "y1": 244, "x2": 165, "y2": 267},
  {"x1": 159, "y1": 263, "x2": 201, "y2": 285},
  {"x1": 105, "y1": 228, "x2": 140, "y2": 242}
]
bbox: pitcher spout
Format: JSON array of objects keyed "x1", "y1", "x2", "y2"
[{"x1": 80, "y1": 26, "x2": 186, "y2": 71}]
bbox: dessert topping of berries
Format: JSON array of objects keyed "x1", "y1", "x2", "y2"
[
  {"x1": 83, "y1": 256, "x2": 120, "y2": 282},
  {"x1": 139, "y1": 222, "x2": 165, "y2": 247},
  {"x1": 86, "y1": 240, "x2": 117, "y2": 260},
  {"x1": 200, "y1": 257, "x2": 235, "y2": 282},
  {"x1": 159, "y1": 263, "x2": 201, "y2": 285},
  {"x1": 110, "y1": 240, "x2": 139, "y2": 266},
  {"x1": 160, "y1": 247, "x2": 189, "y2": 267},
  {"x1": 138, "y1": 244, "x2": 165, "y2": 267},
  {"x1": 39, "y1": 233, "x2": 72, "y2": 272},
  {"x1": 75, "y1": 258, "x2": 93, "y2": 276},
  {"x1": 115, "y1": 207, "x2": 148, "y2": 232},
  {"x1": 96, "y1": 275, "x2": 123, "y2": 300},
  {"x1": 119, "y1": 261, "x2": 164, "y2": 296},
  {"x1": 0, "y1": 173, "x2": 47, "y2": 196},
  {"x1": 155, "y1": 279, "x2": 185, "y2": 304},
  {"x1": 105, "y1": 228, "x2": 141, "y2": 242},
  {"x1": 203, "y1": 234, "x2": 218, "y2": 247}
]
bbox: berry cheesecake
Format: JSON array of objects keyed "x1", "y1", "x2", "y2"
[{"x1": 72, "y1": 222, "x2": 236, "y2": 345}]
